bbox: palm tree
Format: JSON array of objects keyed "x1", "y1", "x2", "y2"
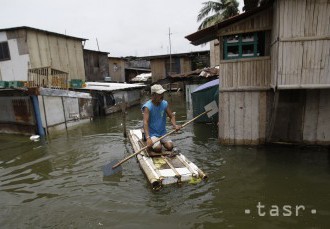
[{"x1": 197, "y1": 0, "x2": 240, "y2": 30}]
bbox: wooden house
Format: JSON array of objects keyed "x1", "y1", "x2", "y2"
[
  {"x1": 144, "y1": 51, "x2": 210, "y2": 82},
  {"x1": 108, "y1": 57, "x2": 126, "y2": 82},
  {"x1": 124, "y1": 57, "x2": 151, "y2": 83},
  {"x1": 108, "y1": 57, "x2": 150, "y2": 83},
  {"x1": 0, "y1": 26, "x2": 93, "y2": 136},
  {"x1": 83, "y1": 49, "x2": 110, "y2": 82},
  {"x1": 186, "y1": 0, "x2": 330, "y2": 145},
  {"x1": 0, "y1": 26, "x2": 86, "y2": 84}
]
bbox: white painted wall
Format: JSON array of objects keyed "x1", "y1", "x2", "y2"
[
  {"x1": 37, "y1": 94, "x2": 91, "y2": 134},
  {"x1": 0, "y1": 32, "x2": 30, "y2": 81}
]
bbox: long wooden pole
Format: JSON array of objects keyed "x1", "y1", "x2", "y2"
[{"x1": 112, "y1": 109, "x2": 211, "y2": 169}]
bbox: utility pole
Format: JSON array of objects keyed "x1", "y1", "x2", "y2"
[
  {"x1": 96, "y1": 38, "x2": 100, "y2": 51},
  {"x1": 168, "y1": 27, "x2": 172, "y2": 94}
]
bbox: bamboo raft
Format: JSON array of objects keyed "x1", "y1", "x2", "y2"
[{"x1": 128, "y1": 129, "x2": 207, "y2": 189}]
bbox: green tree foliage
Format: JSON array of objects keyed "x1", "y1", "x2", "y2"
[{"x1": 197, "y1": 0, "x2": 239, "y2": 30}]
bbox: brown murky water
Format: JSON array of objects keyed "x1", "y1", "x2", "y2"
[{"x1": 0, "y1": 93, "x2": 329, "y2": 228}]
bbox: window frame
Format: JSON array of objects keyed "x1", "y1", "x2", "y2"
[
  {"x1": 223, "y1": 32, "x2": 264, "y2": 60},
  {"x1": 0, "y1": 41, "x2": 11, "y2": 62}
]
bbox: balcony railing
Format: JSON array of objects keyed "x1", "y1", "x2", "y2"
[{"x1": 28, "y1": 66, "x2": 68, "y2": 89}]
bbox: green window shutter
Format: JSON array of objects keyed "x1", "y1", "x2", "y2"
[{"x1": 224, "y1": 32, "x2": 261, "y2": 60}]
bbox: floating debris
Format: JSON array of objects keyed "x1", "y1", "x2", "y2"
[{"x1": 30, "y1": 135, "x2": 40, "y2": 141}]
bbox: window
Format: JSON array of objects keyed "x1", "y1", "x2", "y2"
[
  {"x1": 0, "y1": 42, "x2": 11, "y2": 61},
  {"x1": 113, "y1": 63, "x2": 118, "y2": 72},
  {"x1": 223, "y1": 32, "x2": 265, "y2": 60}
]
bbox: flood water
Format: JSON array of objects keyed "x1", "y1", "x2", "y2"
[{"x1": 1, "y1": 93, "x2": 329, "y2": 228}]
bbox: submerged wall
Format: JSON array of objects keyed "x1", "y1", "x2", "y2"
[
  {"x1": 38, "y1": 88, "x2": 93, "y2": 134},
  {"x1": 269, "y1": 89, "x2": 330, "y2": 145},
  {"x1": 0, "y1": 96, "x2": 36, "y2": 135},
  {"x1": 218, "y1": 90, "x2": 269, "y2": 145}
]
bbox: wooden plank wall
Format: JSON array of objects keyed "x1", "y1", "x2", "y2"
[
  {"x1": 303, "y1": 89, "x2": 330, "y2": 144},
  {"x1": 108, "y1": 58, "x2": 125, "y2": 82},
  {"x1": 216, "y1": 6, "x2": 273, "y2": 145},
  {"x1": 83, "y1": 51, "x2": 109, "y2": 82},
  {"x1": 180, "y1": 57, "x2": 191, "y2": 73},
  {"x1": 26, "y1": 30, "x2": 85, "y2": 81},
  {"x1": 219, "y1": 91, "x2": 268, "y2": 145},
  {"x1": 270, "y1": 0, "x2": 280, "y2": 88},
  {"x1": 219, "y1": 57, "x2": 271, "y2": 90},
  {"x1": 276, "y1": 0, "x2": 330, "y2": 88},
  {"x1": 150, "y1": 59, "x2": 166, "y2": 82},
  {"x1": 218, "y1": 7, "x2": 273, "y2": 36},
  {"x1": 210, "y1": 40, "x2": 220, "y2": 67}
]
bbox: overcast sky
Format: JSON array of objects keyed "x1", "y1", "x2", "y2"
[{"x1": 1, "y1": 0, "x2": 243, "y2": 57}]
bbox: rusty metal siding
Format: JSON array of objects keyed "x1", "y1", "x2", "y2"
[{"x1": 0, "y1": 96, "x2": 36, "y2": 135}]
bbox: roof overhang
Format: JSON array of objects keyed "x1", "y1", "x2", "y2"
[
  {"x1": 143, "y1": 50, "x2": 210, "y2": 60},
  {"x1": 0, "y1": 26, "x2": 88, "y2": 41},
  {"x1": 83, "y1": 49, "x2": 110, "y2": 55}
]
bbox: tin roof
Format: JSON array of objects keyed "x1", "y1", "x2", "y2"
[
  {"x1": 192, "y1": 79, "x2": 219, "y2": 93},
  {"x1": 83, "y1": 49, "x2": 110, "y2": 55},
  {"x1": 0, "y1": 26, "x2": 88, "y2": 41},
  {"x1": 83, "y1": 82, "x2": 145, "y2": 92},
  {"x1": 142, "y1": 50, "x2": 210, "y2": 60},
  {"x1": 169, "y1": 66, "x2": 219, "y2": 79}
]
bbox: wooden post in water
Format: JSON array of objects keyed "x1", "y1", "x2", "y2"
[
  {"x1": 120, "y1": 95, "x2": 127, "y2": 138},
  {"x1": 61, "y1": 97, "x2": 68, "y2": 130}
]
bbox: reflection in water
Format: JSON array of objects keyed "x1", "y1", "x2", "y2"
[{"x1": 0, "y1": 93, "x2": 329, "y2": 228}]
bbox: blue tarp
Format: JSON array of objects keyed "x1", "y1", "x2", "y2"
[
  {"x1": 191, "y1": 79, "x2": 219, "y2": 123},
  {"x1": 193, "y1": 79, "x2": 219, "y2": 93}
]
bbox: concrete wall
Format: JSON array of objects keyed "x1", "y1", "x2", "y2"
[
  {"x1": 112, "y1": 90, "x2": 141, "y2": 106},
  {"x1": 38, "y1": 88, "x2": 93, "y2": 134}
]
